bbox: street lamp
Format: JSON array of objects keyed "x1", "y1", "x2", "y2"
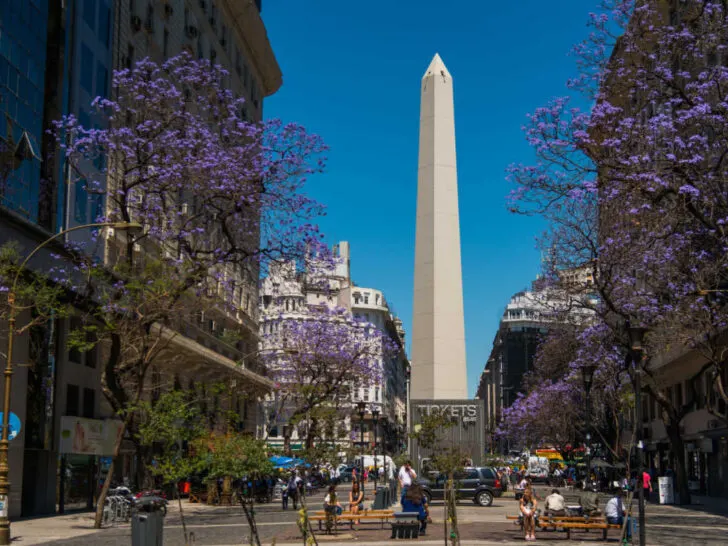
[
  {"x1": 581, "y1": 364, "x2": 597, "y2": 489},
  {"x1": 356, "y1": 401, "x2": 366, "y2": 488},
  {"x1": 628, "y1": 324, "x2": 648, "y2": 546},
  {"x1": 0, "y1": 221, "x2": 141, "y2": 544},
  {"x1": 372, "y1": 409, "x2": 380, "y2": 487}
]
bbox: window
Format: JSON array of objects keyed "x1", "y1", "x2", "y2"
[
  {"x1": 363, "y1": 293, "x2": 369, "y2": 304},
  {"x1": 83, "y1": 388, "x2": 95, "y2": 418},
  {"x1": 83, "y1": 0, "x2": 96, "y2": 29},
  {"x1": 66, "y1": 384, "x2": 80, "y2": 416},
  {"x1": 68, "y1": 317, "x2": 83, "y2": 363},
  {"x1": 98, "y1": 3, "x2": 111, "y2": 48},
  {"x1": 127, "y1": 43, "x2": 135, "y2": 70},
  {"x1": 80, "y1": 44, "x2": 94, "y2": 94},
  {"x1": 96, "y1": 62, "x2": 108, "y2": 99},
  {"x1": 163, "y1": 29, "x2": 169, "y2": 58},
  {"x1": 74, "y1": 180, "x2": 88, "y2": 223}
]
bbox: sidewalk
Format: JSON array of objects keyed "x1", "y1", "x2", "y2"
[{"x1": 9, "y1": 511, "x2": 100, "y2": 545}]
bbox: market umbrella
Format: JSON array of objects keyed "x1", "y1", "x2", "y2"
[{"x1": 590, "y1": 459, "x2": 613, "y2": 469}]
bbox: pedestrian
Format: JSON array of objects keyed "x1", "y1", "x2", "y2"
[
  {"x1": 324, "y1": 484, "x2": 343, "y2": 515},
  {"x1": 401, "y1": 483, "x2": 429, "y2": 535},
  {"x1": 544, "y1": 488, "x2": 566, "y2": 517},
  {"x1": 287, "y1": 473, "x2": 299, "y2": 510},
  {"x1": 398, "y1": 460, "x2": 417, "y2": 503},
  {"x1": 642, "y1": 470, "x2": 653, "y2": 500},
  {"x1": 520, "y1": 490, "x2": 538, "y2": 541},
  {"x1": 348, "y1": 479, "x2": 364, "y2": 525},
  {"x1": 605, "y1": 490, "x2": 631, "y2": 540}
]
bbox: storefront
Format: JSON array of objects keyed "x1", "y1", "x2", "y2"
[{"x1": 57, "y1": 417, "x2": 123, "y2": 512}]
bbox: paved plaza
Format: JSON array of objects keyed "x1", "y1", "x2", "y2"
[{"x1": 7, "y1": 487, "x2": 728, "y2": 546}]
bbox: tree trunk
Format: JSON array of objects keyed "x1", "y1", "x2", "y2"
[
  {"x1": 664, "y1": 419, "x2": 691, "y2": 505},
  {"x1": 94, "y1": 419, "x2": 128, "y2": 528}
]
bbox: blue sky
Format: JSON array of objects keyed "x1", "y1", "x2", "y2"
[{"x1": 262, "y1": 1, "x2": 594, "y2": 397}]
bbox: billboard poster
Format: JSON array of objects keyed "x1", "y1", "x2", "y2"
[{"x1": 59, "y1": 417, "x2": 123, "y2": 456}]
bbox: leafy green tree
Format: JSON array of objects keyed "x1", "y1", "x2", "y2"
[
  {"x1": 411, "y1": 412, "x2": 470, "y2": 546},
  {"x1": 137, "y1": 389, "x2": 208, "y2": 545},
  {"x1": 204, "y1": 434, "x2": 274, "y2": 546}
]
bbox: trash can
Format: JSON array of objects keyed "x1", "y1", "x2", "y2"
[
  {"x1": 373, "y1": 486, "x2": 388, "y2": 510},
  {"x1": 658, "y1": 476, "x2": 674, "y2": 505},
  {"x1": 132, "y1": 496, "x2": 166, "y2": 546}
]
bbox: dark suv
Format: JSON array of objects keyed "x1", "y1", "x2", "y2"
[{"x1": 418, "y1": 467, "x2": 503, "y2": 507}]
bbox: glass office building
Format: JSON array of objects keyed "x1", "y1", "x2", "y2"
[{"x1": 0, "y1": 0, "x2": 48, "y2": 223}]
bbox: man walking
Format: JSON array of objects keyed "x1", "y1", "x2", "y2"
[{"x1": 398, "y1": 461, "x2": 417, "y2": 503}]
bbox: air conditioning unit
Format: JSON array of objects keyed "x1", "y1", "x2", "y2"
[
  {"x1": 130, "y1": 15, "x2": 142, "y2": 32},
  {"x1": 185, "y1": 25, "x2": 198, "y2": 38},
  {"x1": 164, "y1": 4, "x2": 174, "y2": 17}
]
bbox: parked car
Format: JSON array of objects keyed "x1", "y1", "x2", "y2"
[
  {"x1": 418, "y1": 467, "x2": 504, "y2": 507},
  {"x1": 338, "y1": 466, "x2": 357, "y2": 483}
]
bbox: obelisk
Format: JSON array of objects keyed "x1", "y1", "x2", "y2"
[{"x1": 411, "y1": 53, "x2": 467, "y2": 400}]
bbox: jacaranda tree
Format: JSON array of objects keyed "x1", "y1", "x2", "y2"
[
  {"x1": 54, "y1": 52, "x2": 327, "y2": 526},
  {"x1": 508, "y1": 0, "x2": 728, "y2": 503},
  {"x1": 261, "y1": 307, "x2": 393, "y2": 451}
]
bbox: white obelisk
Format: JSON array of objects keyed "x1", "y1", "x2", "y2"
[{"x1": 411, "y1": 53, "x2": 467, "y2": 400}]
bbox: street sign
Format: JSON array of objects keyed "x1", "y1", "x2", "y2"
[{"x1": 0, "y1": 412, "x2": 22, "y2": 441}]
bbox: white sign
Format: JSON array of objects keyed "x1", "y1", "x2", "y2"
[
  {"x1": 417, "y1": 404, "x2": 478, "y2": 423},
  {"x1": 59, "y1": 417, "x2": 123, "y2": 456}
]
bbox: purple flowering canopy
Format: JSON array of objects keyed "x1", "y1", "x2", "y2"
[
  {"x1": 51, "y1": 53, "x2": 328, "y2": 524},
  {"x1": 58, "y1": 53, "x2": 326, "y2": 282},
  {"x1": 507, "y1": 0, "x2": 728, "y2": 500},
  {"x1": 260, "y1": 307, "x2": 396, "y2": 448}
]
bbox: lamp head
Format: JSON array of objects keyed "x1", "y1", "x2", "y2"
[
  {"x1": 356, "y1": 401, "x2": 366, "y2": 416},
  {"x1": 627, "y1": 325, "x2": 648, "y2": 352},
  {"x1": 111, "y1": 222, "x2": 144, "y2": 235}
]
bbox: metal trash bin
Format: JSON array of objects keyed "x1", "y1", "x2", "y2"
[
  {"x1": 373, "y1": 486, "x2": 388, "y2": 510},
  {"x1": 132, "y1": 496, "x2": 166, "y2": 546}
]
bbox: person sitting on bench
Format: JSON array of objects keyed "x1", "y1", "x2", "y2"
[
  {"x1": 401, "y1": 483, "x2": 429, "y2": 535},
  {"x1": 324, "y1": 484, "x2": 343, "y2": 516},
  {"x1": 579, "y1": 485, "x2": 599, "y2": 517},
  {"x1": 544, "y1": 489, "x2": 566, "y2": 517},
  {"x1": 605, "y1": 490, "x2": 631, "y2": 540}
]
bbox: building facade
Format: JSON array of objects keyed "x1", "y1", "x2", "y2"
[
  {"x1": 476, "y1": 276, "x2": 594, "y2": 454},
  {"x1": 0, "y1": 0, "x2": 281, "y2": 518},
  {"x1": 259, "y1": 242, "x2": 410, "y2": 459}
]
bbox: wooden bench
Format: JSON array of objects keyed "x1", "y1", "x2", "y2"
[
  {"x1": 558, "y1": 522, "x2": 622, "y2": 540},
  {"x1": 188, "y1": 492, "x2": 208, "y2": 504},
  {"x1": 308, "y1": 513, "x2": 393, "y2": 532}
]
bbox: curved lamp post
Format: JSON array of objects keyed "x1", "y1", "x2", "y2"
[
  {"x1": 628, "y1": 324, "x2": 648, "y2": 546},
  {"x1": 581, "y1": 364, "x2": 597, "y2": 489},
  {"x1": 0, "y1": 221, "x2": 141, "y2": 544}
]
